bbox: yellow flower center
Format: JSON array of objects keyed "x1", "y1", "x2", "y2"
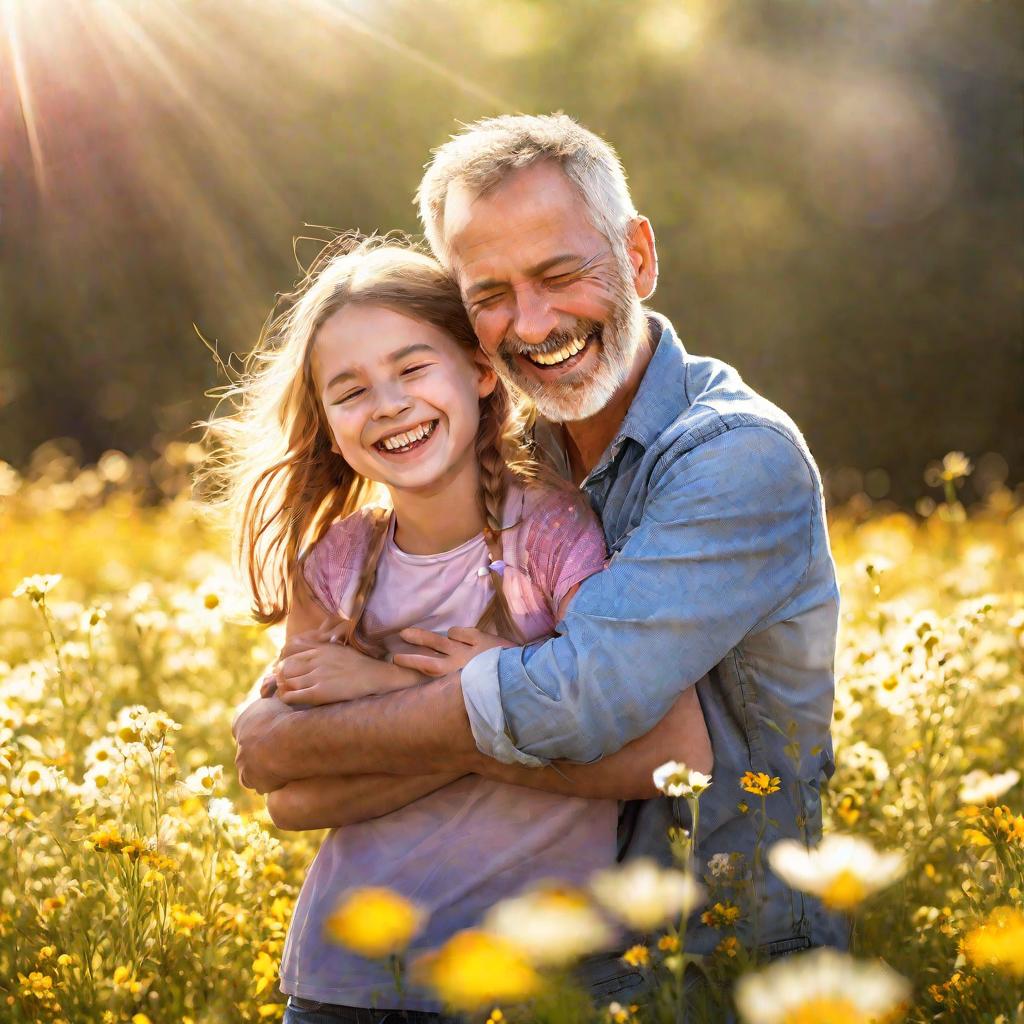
[
  {"x1": 782, "y1": 997, "x2": 868, "y2": 1024},
  {"x1": 822, "y1": 869, "x2": 868, "y2": 911}
]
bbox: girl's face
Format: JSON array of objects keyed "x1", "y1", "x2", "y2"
[{"x1": 312, "y1": 304, "x2": 497, "y2": 498}]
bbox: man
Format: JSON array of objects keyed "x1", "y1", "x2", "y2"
[{"x1": 236, "y1": 114, "x2": 840, "y2": 970}]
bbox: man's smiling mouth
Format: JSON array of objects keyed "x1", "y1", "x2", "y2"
[
  {"x1": 522, "y1": 326, "x2": 601, "y2": 370},
  {"x1": 373, "y1": 419, "x2": 438, "y2": 455}
]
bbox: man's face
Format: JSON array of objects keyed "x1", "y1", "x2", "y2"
[{"x1": 444, "y1": 162, "x2": 649, "y2": 423}]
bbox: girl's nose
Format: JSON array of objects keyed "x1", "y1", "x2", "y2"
[{"x1": 371, "y1": 382, "x2": 413, "y2": 420}]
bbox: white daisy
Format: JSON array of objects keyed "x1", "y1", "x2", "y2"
[
  {"x1": 591, "y1": 858, "x2": 703, "y2": 931},
  {"x1": 483, "y1": 884, "x2": 614, "y2": 965},
  {"x1": 735, "y1": 948, "x2": 910, "y2": 1024},
  {"x1": 768, "y1": 834, "x2": 905, "y2": 912}
]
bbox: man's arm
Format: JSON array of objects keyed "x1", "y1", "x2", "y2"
[
  {"x1": 235, "y1": 426, "x2": 813, "y2": 789},
  {"x1": 266, "y1": 771, "x2": 463, "y2": 831},
  {"x1": 266, "y1": 686, "x2": 709, "y2": 829}
]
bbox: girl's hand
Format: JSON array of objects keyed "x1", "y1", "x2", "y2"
[
  {"x1": 393, "y1": 627, "x2": 516, "y2": 677},
  {"x1": 274, "y1": 642, "x2": 421, "y2": 706}
]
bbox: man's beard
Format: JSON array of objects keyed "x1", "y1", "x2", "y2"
[{"x1": 492, "y1": 252, "x2": 647, "y2": 423}]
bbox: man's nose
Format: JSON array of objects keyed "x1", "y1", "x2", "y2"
[{"x1": 512, "y1": 286, "x2": 558, "y2": 347}]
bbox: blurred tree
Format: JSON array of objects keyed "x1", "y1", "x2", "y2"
[{"x1": 1, "y1": 0, "x2": 1021, "y2": 503}]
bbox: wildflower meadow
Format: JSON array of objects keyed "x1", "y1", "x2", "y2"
[{"x1": 1, "y1": 446, "x2": 1022, "y2": 1023}]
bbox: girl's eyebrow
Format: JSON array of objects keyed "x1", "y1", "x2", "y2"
[{"x1": 324, "y1": 343, "x2": 437, "y2": 391}]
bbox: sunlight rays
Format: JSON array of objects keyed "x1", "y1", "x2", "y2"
[
  {"x1": 2, "y1": 0, "x2": 48, "y2": 194},
  {"x1": 305, "y1": 0, "x2": 515, "y2": 111}
]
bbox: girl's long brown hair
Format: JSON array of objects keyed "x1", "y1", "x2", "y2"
[{"x1": 202, "y1": 233, "x2": 543, "y2": 645}]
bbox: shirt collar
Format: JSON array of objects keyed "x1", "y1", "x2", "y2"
[{"x1": 611, "y1": 312, "x2": 689, "y2": 452}]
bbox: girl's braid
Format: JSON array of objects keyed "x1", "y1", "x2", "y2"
[
  {"x1": 474, "y1": 402, "x2": 526, "y2": 644},
  {"x1": 334, "y1": 507, "x2": 392, "y2": 658}
]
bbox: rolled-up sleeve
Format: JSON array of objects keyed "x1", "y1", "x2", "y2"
[
  {"x1": 461, "y1": 425, "x2": 818, "y2": 765},
  {"x1": 461, "y1": 646, "x2": 545, "y2": 767}
]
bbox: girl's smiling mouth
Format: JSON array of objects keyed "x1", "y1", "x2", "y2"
[{"x1": 372, "y1": 419, "x2": 439, "y2": 456}]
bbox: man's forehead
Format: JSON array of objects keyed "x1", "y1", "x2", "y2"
[{"x1": 444, "y1": 166, "x2": 601, "y2": 281}]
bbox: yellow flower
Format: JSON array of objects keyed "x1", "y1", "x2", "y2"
[
  {"x1": 701, "y1": 901, "x2": 742, "y2": 929},
  {"x1": 836, "y1": 794, "x2": 862, "y2": 828},
  {"x1": 963, "y1": 828, "x2": 992, "y2": 848},
  {"x1": 120, "y1": 840, "x2": 144, "y2": 862},
  {"x1": 993, "y1": 805, "x2": 1024, "y2": 844},
  {"x1": 18, "y1": 971, "x2": 54, "y2": 998},
  {"x1": 258, "y1": 1005, "x2": 284, "y2": 1019},
  {"x1": 740, "y1": 771, "x2": 781, "y2": 797},
  {"x1": 621, "y1": 944, "x2": 650, "y2": 968},
  {"x1": 734, "y1": 949, "x2": 909, "y2": 1024},
  {"x1": 486, "y1": 1010, "x2": 504, "y2": 1023},
  {"x1": 252, "y1": 950, "x2": 278, "y2": 996},
  {"x1": 41, "y1": 896, "x2": 66, "y2": 915},
  {"x1": 658, "y1": 934, "x2": 680, "y2": 953},
  {"x1": 132, "y1": 1015, "x2": 153, "y2": 1024},
  {"x1": 86, "y1": 825, "x2": 126, "y2": 853},
  {"x1": 171, "y1": 904, "x2": 205, "y2": 937},
  {"x1": 414, "y1": 930, "x2": 539, "y2": 1010},
  {"x1": 38, "y1": 945, "x2": 56, "y2": 960},
  {"x1": 715, "y1": 936, "x2": 740, "y2": 959},
  {"x1": 963, "y1": 906, "x2": 1024, "y2": 977},
  {"x1": 323, "y1": 887, "x2": 424, "y2": 960},
  {"x1": 112, "y1": 965, "x2": 142, "y2": 994}
]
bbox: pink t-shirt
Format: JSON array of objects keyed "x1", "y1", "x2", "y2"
[{"x1": 279, "y1": 485, "x2": 616, "y2": 1009}]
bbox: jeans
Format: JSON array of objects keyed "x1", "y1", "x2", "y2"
[{"x1": 283, "y1": 996, "x2": 458, "y2": 1024}]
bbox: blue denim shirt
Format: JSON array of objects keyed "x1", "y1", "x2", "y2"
[{"x1": 462, "y1": 313, "x2": 842, "y2": 954}]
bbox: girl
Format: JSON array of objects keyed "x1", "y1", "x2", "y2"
[{"x1": 216, "y1": 236, "x2": 710, "y2": 1021}]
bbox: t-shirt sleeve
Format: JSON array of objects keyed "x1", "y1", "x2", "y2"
[
  {"x1": 522, "y1": 486, "x2": 608, "y2": 614},
  {"x1": 300, "y1": 512, "x2": 372, "y2": 617}
]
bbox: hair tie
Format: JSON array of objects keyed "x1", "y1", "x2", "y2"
[{"x1": 477, "y1": 559, "x2": 507, "y2": 578}]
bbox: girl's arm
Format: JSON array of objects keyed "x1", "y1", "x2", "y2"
[{"x1": 233, "y1": 572, "x2": 346, "y2": 740}]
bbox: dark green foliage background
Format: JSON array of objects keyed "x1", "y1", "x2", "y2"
[{"x1": 2, "y1": 0, "x2": 1021, "y2": 503}]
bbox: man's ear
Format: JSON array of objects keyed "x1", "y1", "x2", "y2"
[
  {"x1": 473, "y1": 349, "x2": 499, "y2": 399},
  {"x1": 625, "y1": 216, "x2": 658, "y2": 301}
]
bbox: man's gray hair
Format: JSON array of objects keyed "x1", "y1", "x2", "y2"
[{"x1": 416, "y1": 113, "x2": 638, "y2": 267}]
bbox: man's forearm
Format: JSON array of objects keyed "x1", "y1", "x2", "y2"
[
  {"x1": 471, "y1": 686, "x2": 711, "y2": 800},
  {"x1": 254, "y1": 672, "x2": 478, "y2": 785},
  {"x1": 266, "y1": 771, "x2": 464, "y2": 830}
]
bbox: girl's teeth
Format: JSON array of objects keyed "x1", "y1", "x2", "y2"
[{"x1": 380, "y1": 421, "x2": 435, "y2": 451}]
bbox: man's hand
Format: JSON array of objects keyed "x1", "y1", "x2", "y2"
[
  {"x1": 271, "y1": 641, "x2": 423, "y2": 706},
  {"x1": 233, "y1": 694, "x2": 293, "y2": 794},
  {"x1": 393, "y1": 627, "x2": 516, "y2": 677}
]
